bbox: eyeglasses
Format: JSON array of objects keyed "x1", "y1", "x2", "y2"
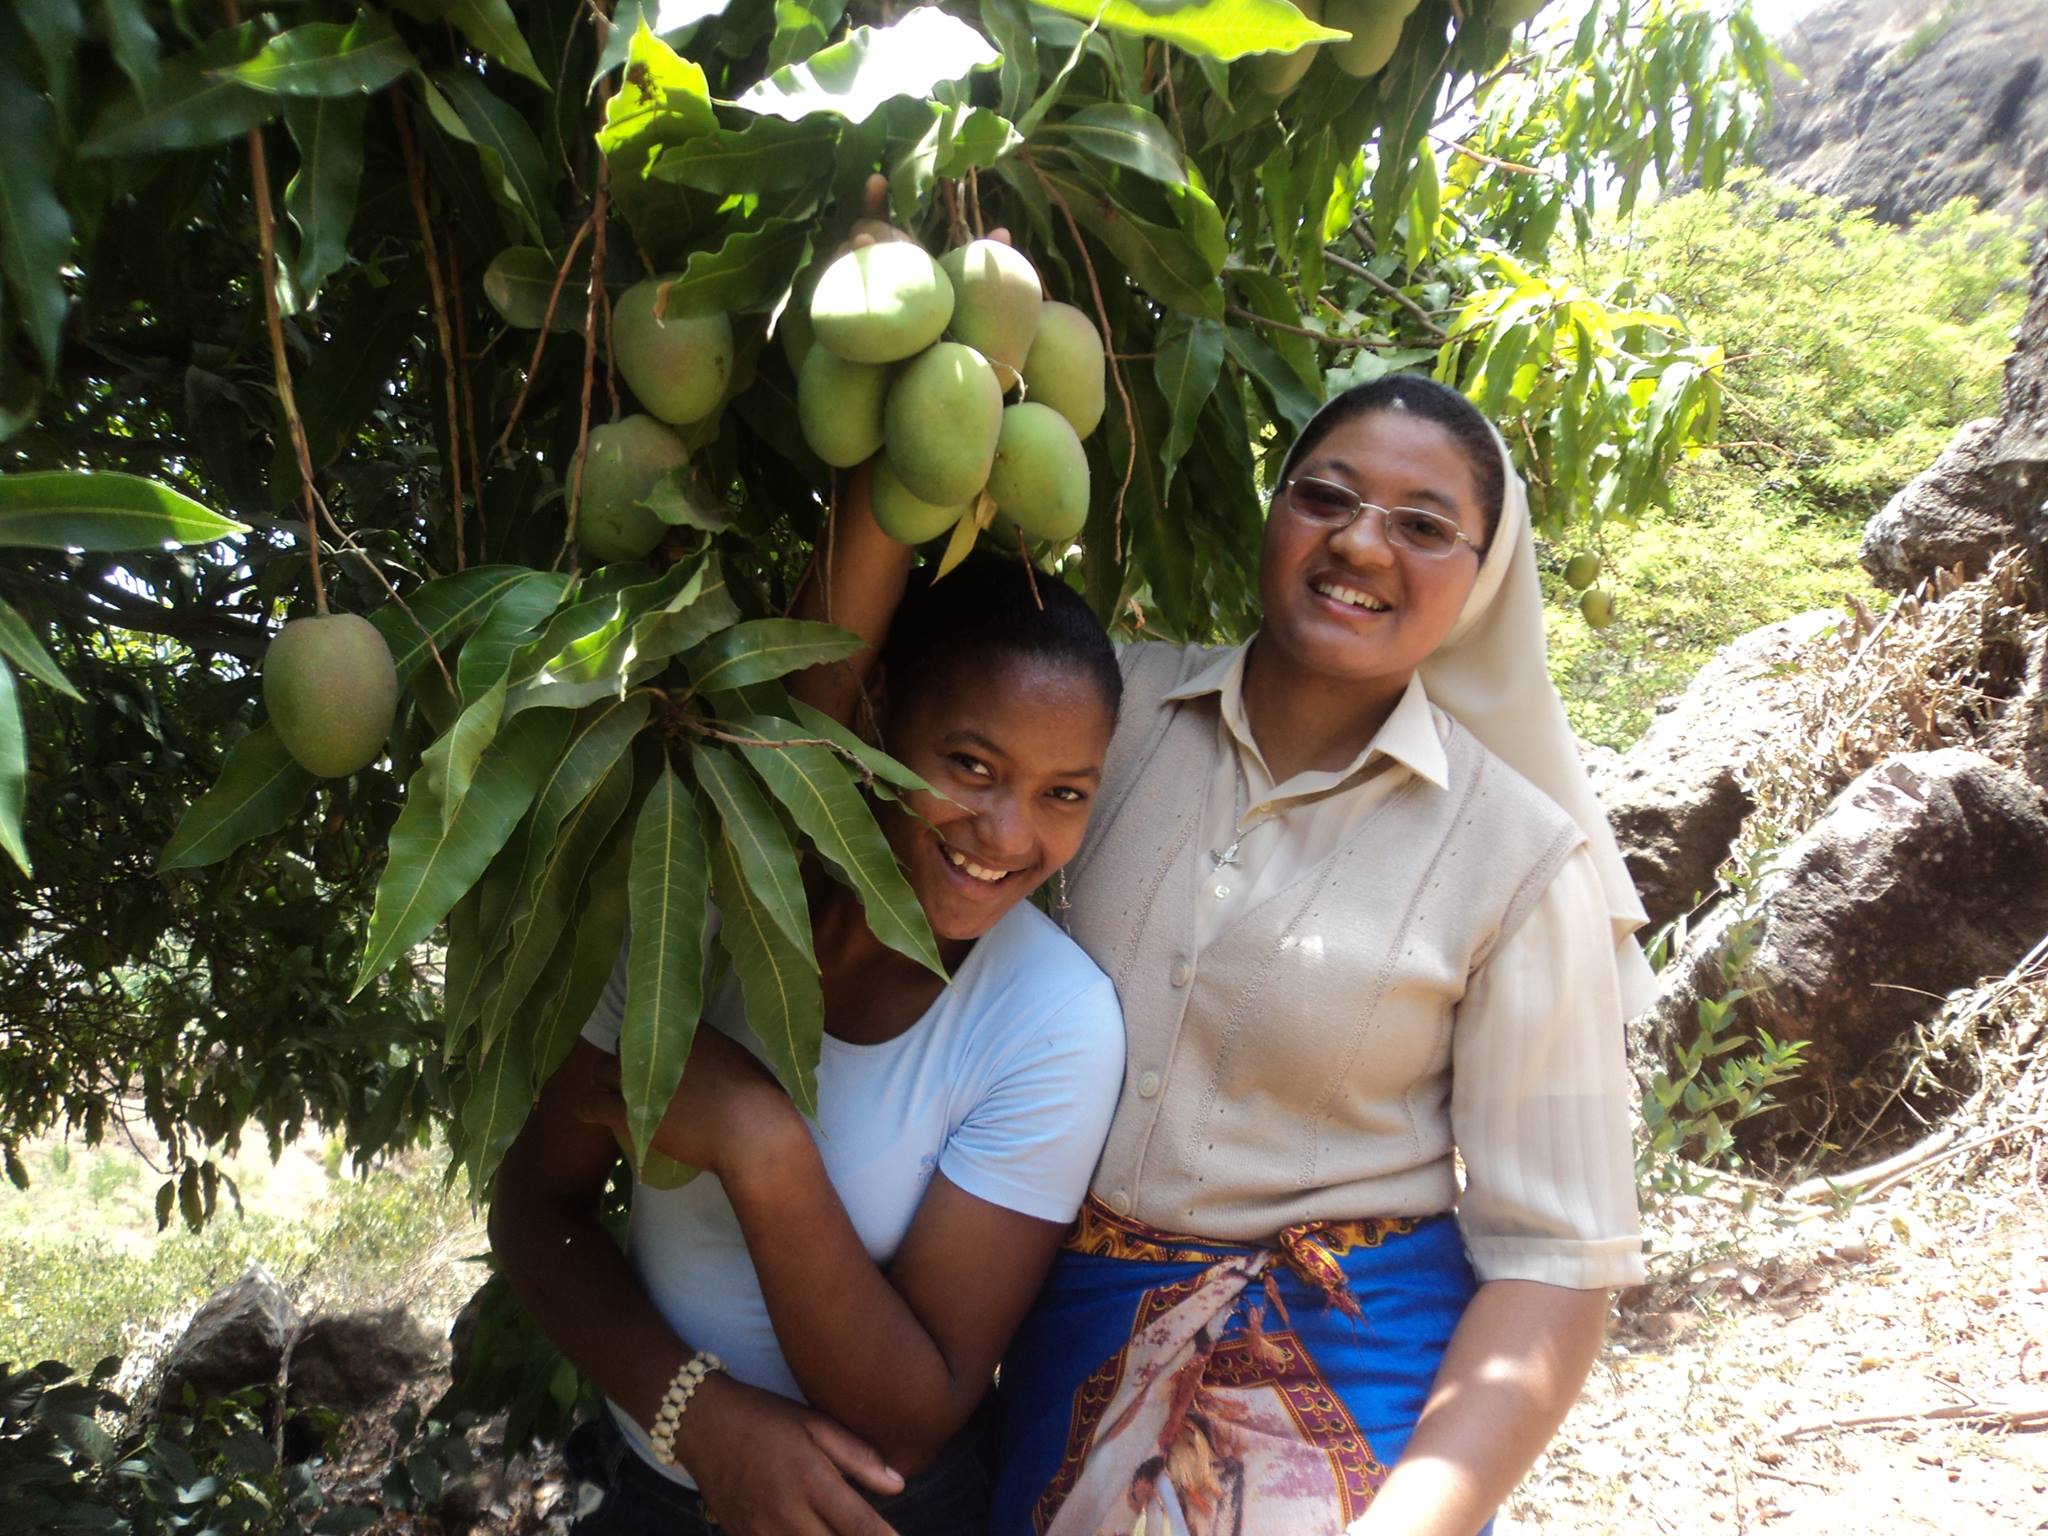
[{"x1": 1275, "y1": 476, "x2": 1481, "y2": 559}]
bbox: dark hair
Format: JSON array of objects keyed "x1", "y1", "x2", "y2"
[
  {"x1": 880, "y1": 550, "x2": 1122, "y2": 724},
  {"x1": 1277, "y1": 375, "x2": 1507, "y2": 547}
]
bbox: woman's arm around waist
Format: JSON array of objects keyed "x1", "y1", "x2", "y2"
[{"x1": 491, "y1": 1040, "x2": 904, "y2": 1535}]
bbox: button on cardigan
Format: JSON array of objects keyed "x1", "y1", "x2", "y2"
[{"x1": 1064, "y1": 642, "x2": 1646, "y2": 1290}]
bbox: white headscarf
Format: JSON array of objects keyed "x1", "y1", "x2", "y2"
[{"x1": 1284, "y1": 398, "x2": 1658, "y2": 1016}]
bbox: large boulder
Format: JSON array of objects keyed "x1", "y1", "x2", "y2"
[
  {"x1": 1638, "y1": 750, "x2": 2048, "y2": 1107},
  {"x1": 1594, "y1": 610, "x2": 1843, "y2": 930},
  {"x1": 1755, "y1": 0, "x2": 2048, "y2": 226},
  {"x1": 1860, "y1": 418, "x2": 2033, "y2": 589},
  {"x1": 2004, "y1": 241, "x2": 2048, "y2": 601},
  {"x1": 287, "y1": 1306, "x2": 438, "y2": 1415},
  {"x1": 157, "y1": 1263, "x2": 301, "y2": 1413}
]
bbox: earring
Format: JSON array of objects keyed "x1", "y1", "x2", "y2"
[{"x1": 1056, "y1": 869, "x2": 1072, "y2": 916}]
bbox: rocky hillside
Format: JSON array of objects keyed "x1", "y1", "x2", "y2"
[{"x1": 1757, "y1": 0, "x2": 2047, "y2": 224}]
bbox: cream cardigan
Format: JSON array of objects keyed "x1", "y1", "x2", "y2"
[{"x1": 1064, "y1": 643, "x2": 1646, "y2": 1289}]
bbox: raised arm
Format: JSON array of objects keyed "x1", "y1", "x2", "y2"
[
  {"x1": 491, "y1": 1041, "x2": 904, "y2": 1535},
  {"x1": 787, "y1": 461, "x2": 917, "y2": 728}
]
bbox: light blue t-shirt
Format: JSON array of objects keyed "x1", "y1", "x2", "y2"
[{"x1": 581, "y1": 900, "x2": 1123, "y2": 1473}]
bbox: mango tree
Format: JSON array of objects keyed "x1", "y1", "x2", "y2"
[{"x1": 0, "y1": 0, "x2": 1774, "y2": 1242}]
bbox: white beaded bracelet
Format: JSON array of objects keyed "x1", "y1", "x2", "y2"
[{"x1": 649, "y1": 1349, "x2": 725, "y2": 1466}]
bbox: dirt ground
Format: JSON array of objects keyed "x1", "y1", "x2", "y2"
[
  {"x1": 1500, "y1": 1154, "x2": 2048, "y2": 1534},
  {"x1": 306, "y1": 1151, "x2": 2048, "y2": 1536}
]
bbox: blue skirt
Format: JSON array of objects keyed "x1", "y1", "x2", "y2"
[{"x1": 992, "y1": 1198, "x2": 1486, "y2": 1536}]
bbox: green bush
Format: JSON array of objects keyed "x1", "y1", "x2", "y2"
[{"x1": 1570, "y1": 172, "x2": 2036, "y2": 517}]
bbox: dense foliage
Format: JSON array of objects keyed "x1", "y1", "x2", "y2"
[{"x1": 0, "y1": 0, "x2": 1778, "y2": 1218}]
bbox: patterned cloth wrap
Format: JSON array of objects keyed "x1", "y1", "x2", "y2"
[{"x1": 993, "y1": 1196, "x2": 1489, "y2": 1536}]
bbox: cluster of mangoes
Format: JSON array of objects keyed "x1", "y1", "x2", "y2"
[
  {"x1": 1253, "y1": 0, "x2": 1549, "y2": 95},
  {"x1": 574, "y1": 283, "x2": 735, "y2": 564},
  {"x1": 791, "y1": 234, "x2": 1105, "y2": 550}
]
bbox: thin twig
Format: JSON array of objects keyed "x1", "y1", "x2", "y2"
[
  {"x1": 1225, "y1": 303, "x2": 1338, "y2": 346},
  {"x1": 316, "y1": 501, "x2": 457, "y2": 696},
  {"x1": 448, "y1": 232, "x2": 488, "y2": 562},
  {"x1": 1430, "y1": 132, "x2": 1552, "y2": 180},
  {"x1": 560, "y1": 154, "x2": 610, "y2": 574},
  {"x1": 495, "y1": 216, "x2": 594, "y2": 457},
  {"x1": 1017, "y1": 525, "x2": 1043, "y2": 610},
  {"x1": 244, "y1": 125, "x2": 326, "y2": 616},
  {"x1": 967, "y1": 164, "x2": 985, "y2": 239},
  {"x1": 1322, "y1": 249, "x2": 1448, "y2": 339},
  {"x1": 1024, "y1": 152, "x2": 1134, "y2": 559},
  {"x1": 391, "y1": 86, "x2": 467, "y2": 570}
]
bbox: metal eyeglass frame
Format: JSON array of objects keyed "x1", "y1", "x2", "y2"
[{"x1": 1272, "y1": 475, "x2": 1483, "y2": 559}]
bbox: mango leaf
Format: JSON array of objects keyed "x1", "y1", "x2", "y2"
[
  {"x1": 643, "y1": 469, "x2": 736, "y2": 532},
  {"x1": 933, "y1": 105, "x2": 1022, "y2": 176},
  {"x1": 0, "y1": 52, "x2": 73, "y2": 377},
  {"x1": 82, "y1": 22, "x2": 276, "y2": 158},
  {"x1": 0, "y1": 667, "x2": 28, "y2": 876},
  {"x1": 630, "y1": 560, "x2": 741, "y2": 664},
  {"x1": 979, "y1": 0, "x2": 1039, "y2": 119},
  {"x1": 459, "y1": 1020, "x2": 532, "y2": 1193},
  {"x1": 229, "y1": 12, "x2": 414, "y2": 98},
  {"x1": 1224, "y1": 324, "x2": 1321, "y2": 434},
  {"x1": 529, "y1": 846, "x2": 634, "y2": 1085},
  {"x1": 282, "y1": 95, "x2": 367, "y2": 307},
  {"x1": 1025, "y1": 0, "x2": 1344, "y2": 62},
  {"x1": 784, "y1": 698, "x2": 932, "y2": 797},
  {"x1": 159, "y1": 724, "x2": 317, "y2": 872},
  {"x1": 370, "y1": 565, "x2": 535, "y2": 688},
  {"x1": 423, "y1": 72, "x2": 556, "y2": 247},
  {"x1": 436, "y1": 678, "x2": 508, "y2": 830},
  {"x1": 736, "y1": 722, "x2": 943, "y2": 978},
  {"x1": 1037, "y1": 103, "x2": 1185, "y2": 185},
  {"x1": 737, "y1": 6, "x2": 998, "y2": 125},
  {"x1": 482, "y1": 246, "x2": 587, "y2": 333},
  {"x1": 0, "y1": 472, "x2": 249, "y2": 551},
  {"x1": 522, "y1": 563, "x2": 696, "y2": 690},
  {"x1": 0, "y1": 597, "x2": 79, "y2": 700},
  {"x1": 595, "y1": 22, "x2": 716, "y2": 252},
  {"x1": 99, "y1": 0, "x2": 161, "y2": 94},
  {"x1": 708, "y1": 809, "x2": 824, "y2": 1115},
  {"x1": 683, "y1": 619, "x2": 860, "y2": 695},
  {"x1": 1229, "y1": 266, "x2": 1320, "y2": 392},
  {"x1": 478, "y1": 750, "x2": 633, "y2": 1053},
  {"x1": 493, "y1": 693, "x2": 652, "y2": 951},
  {"x1": 1155, "y1": 316, "x2": 1225, "y2": 494},
  {"x1": 620, "y1": 764, "x2": 712, "y2": 1163},
  {"x1": 439, "y1": 0, "x2": 550, "y2": 91},
  {"x1": 766, "y1": 0, "x2": 850, "y2": 72},
  {"x1": 648, "y1": 115, "x2": 840, "y2": 195},
  {"x1": 457, "y1": 571, "x2": 572, "y2": 705},
  {"x1": 693, "y1": 743, "x2": 813, "y2": 962},
  {"x1": 657, "y1": 218, "x2": 811, "y2": 318},
  {"x1": 353, "y1": 708, "x2": 571, "y2": 995}
]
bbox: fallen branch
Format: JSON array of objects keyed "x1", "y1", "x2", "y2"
[{"x1": 1781, "y1": 1398, "x2": 2048, "y2": 1441}]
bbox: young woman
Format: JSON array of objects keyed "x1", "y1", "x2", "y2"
[
  {"x1": 805, "y1": 375, "x2": 1652, "y2": 1536},
  {"x1": 490, "y1": 552, "x2": 1128, "y2": 1536}
]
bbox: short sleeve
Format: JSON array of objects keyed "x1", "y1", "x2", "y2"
[
  {"x1": 938, "y1": 976, "x2": 1125, "y2": 1224},
  {"x1": 1452, "y1": 844, "x2": 1646, "y2": 1289}
]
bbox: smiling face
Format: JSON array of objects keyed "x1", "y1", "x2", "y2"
[
  {"x1": 876, "y1": 653, "x2": 1115, "y2": 943},
  {"x1": 1257, "y1": 408, "x2": 1491, "y2": 692}
]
